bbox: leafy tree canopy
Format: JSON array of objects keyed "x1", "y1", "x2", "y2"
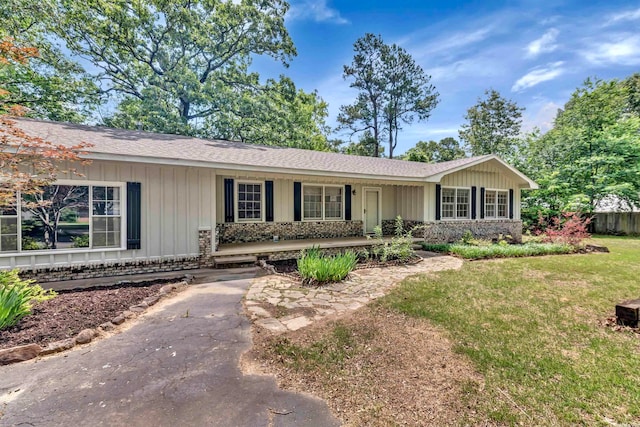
[
  {"x1": 459, "y1": 89, "x2": 523, "y2": 160},
  {"x1": 522, "y1": 77, "x2": 640, "y2": 217},
  {"x1": 403, "y1": 137, "x2": 466, "y2": 163}
]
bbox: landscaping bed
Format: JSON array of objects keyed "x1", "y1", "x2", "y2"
[{"x1": 0, "y1": 282, "x2": 163, "y2": 351}]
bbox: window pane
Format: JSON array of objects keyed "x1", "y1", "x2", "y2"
[
  {"x1": 1, "y1": 235, "x2": 17, "y2": 252},
  {"x1": 22, "y1": 185, "x2": 90, "y2": 251},
  {"x1": 456, "y1": 189, "x2": 469, "y2": 219},
  {"x1": 497, "y1": 191, "x2": 508, "y2": 217},
  {"x1": 325, "y1": 187, "x2": 342, "y2": 219},
  {"x1": 93, "y1": 232, "x2": 106, "y2": 247},
  {"x1": 303, "y1": 186, "x2": 322, "y2": 219},
  {"x1": 93, "y1": 186, "x2": 106, "y2": 200},
  {"x1": 485, "y1": 192, "x2": 496, "y2": 218},
  {"x1": 237, "y1": 183, "x2": 261, "y2": 221}
]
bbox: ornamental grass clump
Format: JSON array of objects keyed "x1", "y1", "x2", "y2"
[
  {"x1": 297, "y1": 246, "x2": 357, "y2": 285},
  {"x1": 422, "y1": 242, "x2": 573, "y2": 259},
  {"x1": 0, "y1": 269, "x2": 56, "y2": 330}
]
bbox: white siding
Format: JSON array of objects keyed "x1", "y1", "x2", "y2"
[{"x1": 0, "y1": 160, "x2": 215, "y2": 269}]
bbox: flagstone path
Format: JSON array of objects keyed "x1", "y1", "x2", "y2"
[{"x1": 245, "y1": 252, "x2": 463, "y2": 333}]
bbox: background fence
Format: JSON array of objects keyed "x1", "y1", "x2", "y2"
[{"x1": 593, "y1": 212, "x2": 640, "y2": 235}]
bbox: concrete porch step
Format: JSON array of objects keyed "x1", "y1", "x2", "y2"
[{"x1": 213, "y1": 254, "x2": 258, "y2": 268}]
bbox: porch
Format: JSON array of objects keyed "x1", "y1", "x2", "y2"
[{"x1": 212, "y1": 235, "x2": 424, "y2": 266}]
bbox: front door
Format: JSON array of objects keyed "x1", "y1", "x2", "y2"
[{"x1": 364, "y1": 188, "x2": 380, "y2": 234}]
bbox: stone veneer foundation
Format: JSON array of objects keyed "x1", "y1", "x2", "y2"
[
  {"x1": 382, "y1": 219, "x2": 522, "y2": 243},
  {"x1": 19, "y1": 257, "x2": 202, "y2": 283},
  {"x1": 216, "y1": 221, "x2": 364, "y2": 245}
]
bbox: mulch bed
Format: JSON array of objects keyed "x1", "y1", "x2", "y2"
[{"x1": 0, "y1": 283, "x2": 163, "y2": 351}]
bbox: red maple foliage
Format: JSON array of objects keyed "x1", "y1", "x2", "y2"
[
  {"x1": 0, "y1": 37, "x2": 91, "y2": 206},
  {"x1": 536, "y1": 212, "x2": 591, "y2": 247}
]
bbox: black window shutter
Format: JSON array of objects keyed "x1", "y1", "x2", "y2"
[
  {"x1": 435, "y1": 184, "x2": 441, "y2": 221},
  {"x1": 480, "y1": 187, "x2": 485, "y2": 219},
  {"x1": 509, "y1": 189, "x2": 514, "y2": 219},
  {"x1": 265, "y1": 180, "x2": 274, "y2": 222},
  {"x1": 126, "y1": 182, "x2": 141, "y2": 250},
  {"x1": 471, "y1": 186, "x2": 477, "y2": 219},
  {"x1": 224, "y1": 178, "x2": 234, "y2": 223},
  {"x1": 344, "y1": 185, "x2": 352, "y2": 221},
  {"x1": 294, "y1": 182, "x2": 302, "y2": 221}
]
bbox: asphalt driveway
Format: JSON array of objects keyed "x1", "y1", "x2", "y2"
[{"x1": 0, "y1": 269, "x2": 339, "y2": 427}]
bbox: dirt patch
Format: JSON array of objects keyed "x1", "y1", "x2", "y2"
[
  {"x1": 245, "y1": 305, "x2": 488, "y2": 426},
  {"x1": 0, "y1": 283, "x2": 163, "y2": 350}
]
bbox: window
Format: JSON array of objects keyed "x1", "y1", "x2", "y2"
[
  {"x1": 0, "y1": 203, "x2": 18, "y2": 252},
  {"x1": 303, "y1": 185, "x2": 343, "y2": 220},
  {"x1": 237, "y1": 182, "x2": 262, "y2": 221},
  {"x1": 92, "y1": 186, "x2": 121, "y2": 247},
  {"x1": 0, "y1": 182, "x2": 125, "y2": 253},
  {"x1": 441, "y1": 187, "x2": 470, "y2": 220},
  {"x1": 484, "y1": 190, "x2": 509, "y2": 219}
]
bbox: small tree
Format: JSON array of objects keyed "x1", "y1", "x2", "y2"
[{"x1": 1, "y1": 37, "x2": 89, "y2": 207}]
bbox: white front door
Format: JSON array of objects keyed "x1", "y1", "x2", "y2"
[{"x1": 364, "y1": 189, "x2": 380, "y2": 234}]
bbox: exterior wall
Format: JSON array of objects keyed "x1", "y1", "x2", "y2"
[
  {"x1": 438, "y1": 160, "x2": 524, "y2": 221},
  {"x1": 1, "y1": 160, "x2": 216, "y2": 273},
  {"x1": 217, "y1": 221, "x2": 364, "y2": 244}
]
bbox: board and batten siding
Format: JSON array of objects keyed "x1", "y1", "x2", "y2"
[
  {"x1": 0, "y1": 160, "x2": 215, "y2": 270},
  {"x1": 433, "y1": 160, "x2": 523, "y2": 221},
  {"x1": 216, "y1": 175, "x2": 366, "y2": 223}
]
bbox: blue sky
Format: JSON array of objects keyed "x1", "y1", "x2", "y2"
[{"x1": 252, "y1": 0, "x2": 640, "y2": 155}]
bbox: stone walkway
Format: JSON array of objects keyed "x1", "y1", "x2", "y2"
[{"x1": 245, "y1": 252, "x2": 463, "y2": 333}]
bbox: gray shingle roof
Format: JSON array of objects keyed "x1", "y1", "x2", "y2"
[{"x1": 12, "y1": 118, "x2": 494, "y2": 180}]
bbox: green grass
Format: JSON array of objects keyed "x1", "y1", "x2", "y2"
[
  {"x1": 382, "y1": 236, "x2": 640, "y2": 425},
  {"x1": 422, "y1": 242, "x2": 574, "y2": 259}
]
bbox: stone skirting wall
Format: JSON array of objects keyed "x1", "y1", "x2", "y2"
[
  {"x1": 216, "y1": 221, "x2": 364, "y2": 244},
  {"x1": 381, "y1": 219, "x2": 425, "y2": 235},
  {"x1": 422, "y1": 220, "x2": 523, "y2": 243},
  {"x1": 383, "y1": 219, "x2": 522, "y2": 243},
  {"x1": 18, "y1": 257, "x2": 201, "y2": 283}
]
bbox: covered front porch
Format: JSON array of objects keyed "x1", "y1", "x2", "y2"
[{"x1": 212, "y1": 235, "x2": 424, "y2": 266}]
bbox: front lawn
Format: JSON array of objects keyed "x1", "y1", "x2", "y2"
[{"x1": 382, "y1": 236, "x2": 640, "y2": 425}]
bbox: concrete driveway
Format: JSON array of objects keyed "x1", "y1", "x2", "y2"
[{"x1": 0, "y1": 269, "x2": 339, "y2": 427}]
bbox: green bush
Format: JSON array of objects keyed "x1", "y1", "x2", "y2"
[
  {"x1": 422, "y1": 242, "x2": 573, "y2": 260},
  {"x1": 0, "y1": 270, "x2": 56, "y2": 330},
  {"x1": 297, "y1": 246, "x2": 358, "y2": 285},
  {"x1": 71, "y1": 234, "x2": 90, "y2": 248},
  {"x1": 369, "y1": 216, "x2": 415, "y2": 262}
]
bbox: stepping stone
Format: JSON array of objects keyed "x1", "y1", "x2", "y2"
[{"x1": 282, "y1": 316, "x2": 312, "y2": 331}]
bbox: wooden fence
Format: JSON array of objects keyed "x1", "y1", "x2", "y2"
[{"x1": 593, "y1": 212, "x2": 640, "y2": 235}]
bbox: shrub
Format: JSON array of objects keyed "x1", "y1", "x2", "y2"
[
  {"x1": 0, "y1": 270, "x2": 56, "y2": 330},
  {"x1": 422, "y1": 242, "x2": 573, "y2": 259},
  {"x1": 297, "y1": 247, "x2": 357, "y2": 285},
  {"x1": 72, "y1": 235, "x2": 90, "y2": 248},
  {"x1": 538, "y1": 212, "x2": 591, "y2": 247},
  {"x1": 368, "y1": 216, "x2": 415, "y2": 262}
]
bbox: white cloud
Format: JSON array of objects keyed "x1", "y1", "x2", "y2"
[
  {"x1": 405, "y1": 25, "x2": 494, "y2": 60},
  {"x1": 287, "y1": 0, "x2": 348, "y2": 24},
  {"x1": 605, "y1": 8, "x2": 640, "y2": 25},
  {"x1": 582, "y1": 34, "x2": 640, "y2": 66},
  {"x1": 525, "y1": 28, "x2": 559, "y2": 58},
  {"x1": 511, "y1": 62, "x2": 565, "y2": 92},
  {"x1": 522, "y1": 101, "x2": 561, "y2": 133}
]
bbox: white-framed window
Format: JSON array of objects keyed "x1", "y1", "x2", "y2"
[
  {"x1": 441, "y1": 187, "x2": 470, "y2": 220},
  {"x1": 0, "y1": 181, "x2": 126, "y2": 254},
  {"x1": 303, "y1": 185, "x2": 343, "y2": 221},
  {"x1": 484, "y1": 189, "x2": 509, "y2": 219},
  {"x1": 236, "y1": 181, "x2": 263, "y2": 222},
  {"x1": 0, "y1": 202, "x2": 18, "y2": 252}
]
